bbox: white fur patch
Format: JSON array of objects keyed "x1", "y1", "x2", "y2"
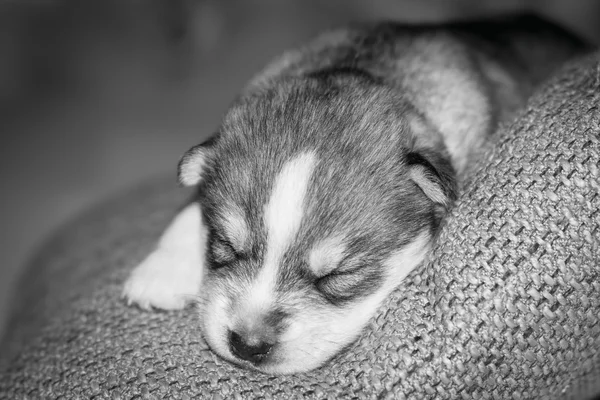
[
  {"x1": 381, "y1": 230, "x2": 432, "y2": 289},
  {"x1": 399, "y1": 38, "x2": 491, "y2": 175},
  {"x1": 425, "y1": 65, "x2": 489, "y2": 175},
  {"x1": 122, "y1": 202, "x2": 207, "y2": 310},
  {"x1": 247, "y1": 152, "x2": 317, "y2": 312},
  {"x1": 308, "y1": 236, "x2": 347, "y2": 277},
  {"x1": 201, "y1": 289, "x2": 232, "y2": 356},
  {"x1": 220, "y1": 207, "x2": 249, "y2": 250}
]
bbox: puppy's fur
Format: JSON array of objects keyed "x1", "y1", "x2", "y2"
[{"x1": 123, "y1": 16, "x2": 588, "y2": 374}]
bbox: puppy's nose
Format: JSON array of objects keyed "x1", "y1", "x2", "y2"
[{"x1": 228, "y1": 330, "x2": 273, "y2": 364}]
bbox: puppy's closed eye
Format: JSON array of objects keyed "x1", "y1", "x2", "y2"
[
  {"x1": 315, "y1": 260, "x2": 383, "y2": 305},
  {"x1": 315, "y1": 270, "x2": 364, "y2": 302},
  {"x1": 209, "y1": 238, "x2": 238, "y2": 268}
]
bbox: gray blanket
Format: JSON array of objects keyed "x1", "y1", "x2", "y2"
[{"x1": 1, "y1": 51, "x2": 599, "y2": 399}]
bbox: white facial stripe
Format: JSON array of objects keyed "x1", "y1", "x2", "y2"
[
  {"x1": 265, "y1": 152, "x2": 317, "y2": 257},
  {"x1": 220, "y1": 207, "x2": 249, "y2": 249},
  {"x1": 247, "y1": 152, "x2": 317, "y2": 311},
  {"x1": 308, "y1": 236, "x2": 347, "y2": 277}
]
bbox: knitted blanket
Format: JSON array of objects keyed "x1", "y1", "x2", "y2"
[{"x1": 1, "y1": 51, "x2": 599, "y2": 399}]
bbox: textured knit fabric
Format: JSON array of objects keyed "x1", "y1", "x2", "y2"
[{"x1": 1, "y1": 52, "x2": 599, "y2": 400}]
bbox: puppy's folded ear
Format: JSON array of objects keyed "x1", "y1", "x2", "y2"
[
  {"x1": 406, "y1": 149, "x2": 457, "y2": 209},
  {"x1": 405, "y1": 114, "x2": 458, "y2": 209},
  {"x1": 177, "y1": 136, "x2": 217, "y2": 186}
]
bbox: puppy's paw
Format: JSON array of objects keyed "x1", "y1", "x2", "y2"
[{"x1": 122, "y1": 249, "x2": 203, "y2": 311}]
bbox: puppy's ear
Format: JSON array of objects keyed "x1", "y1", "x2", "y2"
[
  {"x1": 405, "y1": 114, "x2": 457, "y2": 209},
  {"x1": 406, "y1": 150, "x2": 457, "y2": 208},
  {"x1": 177, "y1": 136, "x2": 217, "y2": 186}
]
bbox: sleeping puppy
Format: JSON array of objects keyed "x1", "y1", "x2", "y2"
[{"x1": 122, "y1": 16, "x2": 588, "y2": 374}]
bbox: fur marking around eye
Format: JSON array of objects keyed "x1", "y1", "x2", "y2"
[
  {"x1": 219, "y1": 207, "x2": 250, "y2": 251},
  {"x1": 308, "y1": 236, "x2": 347, "y2": 277}
]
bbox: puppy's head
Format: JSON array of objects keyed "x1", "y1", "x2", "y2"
[{"x1": 179, "y1": 73, "x2": 456, "y2": 374}]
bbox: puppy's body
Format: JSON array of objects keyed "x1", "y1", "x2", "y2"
[{"x1": 123, "y1": 16, "x2": 589, "y2": 374}]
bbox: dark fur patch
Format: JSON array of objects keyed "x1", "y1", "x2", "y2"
[
  {"x1": 264, "y1": 308, "x2": 290, "y2": 334},
  {"x1": 305, "y1": 66, "x2": 382, "y2": 84}
]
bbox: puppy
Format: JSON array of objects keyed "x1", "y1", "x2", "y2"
[{"x1": 123, "y1": 16, "x2": 588, "y2": 374}]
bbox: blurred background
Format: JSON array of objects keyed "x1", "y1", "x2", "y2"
[{"x1": 0, "y1": 0, "x2": 599, "y2": 344}]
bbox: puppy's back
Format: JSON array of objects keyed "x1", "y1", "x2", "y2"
[
  {"x1": 245, "y1": 15, "x2": 591, "y2": 175},
  {"x1": 454, "y1": 15, "x2": 591, "y2": 86},
  {"x1": 250, "y1": 15, "x2": 589, "y2": 93}
]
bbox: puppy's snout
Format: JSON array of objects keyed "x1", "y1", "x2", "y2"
[{"x1": 228, "y1": 330, "x2": 274, "y2": 364}]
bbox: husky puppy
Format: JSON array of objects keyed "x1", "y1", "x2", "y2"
[{"x1": 123, "y1": 16, "x2": 587, "y2": 374}]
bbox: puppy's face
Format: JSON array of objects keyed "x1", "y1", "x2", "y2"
[{"x1": 179, "y1": 76, "x2": 456, "y2": 374}]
